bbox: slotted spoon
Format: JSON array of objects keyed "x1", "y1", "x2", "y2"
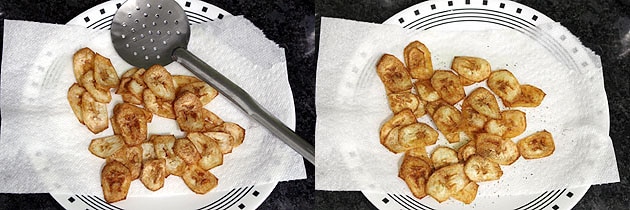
[{"x1": 110, "y1": 0, "x2": 314, "y2": 164}]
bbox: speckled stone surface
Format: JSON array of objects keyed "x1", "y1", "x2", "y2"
[
  {"x1": 315, "y1": 0, "x2": 629, "y2": 209},
  {"x1": 0, "y1": 0, "x2": 314, "y2": 209}
]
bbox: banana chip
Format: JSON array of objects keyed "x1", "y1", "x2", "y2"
[
  {"x1": 398, "y1": 122, "x2": 439, "y2": 147},
  {"x1": 431, "y1": 147, "x2": 459, "y2": 169},
  {"x1": 173, "y1": 75, "x2": 202, "y2": 90},
  {"x1": 376, "y1": 54, "x2": 413, "y2": 94},
  {"x1": 140, "y1": 159, "x2": 166, "y2": 191},
  {"x1": 382, "y1": 126, "x2": 407, "y2": 153},
  {"x1": 187, "y1": 132, "x2": 223, "y2": 170},
  {"x1": 379, "y1": 109, "x2": 416, "y2": 150},
  {"x1": 459, "y1": 101, "x2": 488, "y2": 133},
  {"x1": 425, "y1": 99, "x2": 449, "y2": 116},
  {"x1": 487, "y1": 70, "x2": 521, "y2": 105},
  {"x1": 73, "y1": 47, "x2": 95, "y2": 83},
  {"x1": 451, "y1": 181, "x2": 479, "y2": 204},
  {"x1": 174, "y1": 92, "x2": 205, "y2": 132},
  {"x1": 68, "y1": 83, "x2": 86, "y2": 124},
  {"x1": 451, "y1": 56, "x2": 491, "y2": 83},
  {"x1": 426, "y1": 163, "x2": 469, "y2": 203},
  {"x1": 89, "y1": 135, "x2": 124, "y2": 159},
  {"x1": 93, "y1": 53, "x2": 120, "y2": 89},
  {"x1": 432, "y1": 104, "x2": 462, "y2": 143},
  {"x1": 143, "y1": 65, "x2": 176, "y2": 101},
  {"x1": 80, "y1": 70, "x2": 112, "y2": 103},
  {"x1": 182, "y1": 164, "x2": 218, "y2": 194},
  {"x1": 202, "y1": 109, "x2": 225, "y2": 132},
  {"x1": 466, "y1": 87, "x2": 501, "y2": 119},
  {"x1": 431, "y1": 70, "x2": 465, "y2": 105},
  {"x1": 403, "y1": 41, "x2": 434, "y2": 80},
  {"x1": 81, "y1": 92, "x2": 109, "y2": 134},
  {"x1": 178, "y1": 81, "x2": 219, "y2": 105},
  {"x1": 517, "y1": 130, "x2": 555, "y2": 159},
  {"x1": 457, "y1": 140, "x2": 477, "y2": 162},
  {"x1": 125, "y1": 68, "x2": 147, "y2": 103},
  {"x1": 387, "y1": 92, "x2": 421, "y2": 114},
  {"x1": 399, "y1": 152, "x2": 433, "y2": 199},
  {"x1": 485, "y1": 110, "x2": 527, "y2": 138},
  {"x1": 101, "y1": 160, "x2": 131, "y2": 203},
  {"x1": 507, "y1": 84, "x2": 546, "y2": 107},
  {"x1": 414, "y1": 79, "x2": 441, "y2": 102},
  {"x1": 464, "y1": 155, "x2": 503, "y2": 182},
  {"x1": 151, "y1": 135, "x2": 185, "y2": 176},
  {"x1": 141, "y1": 142, "x2": 156, "y2": 162},
  {"x1": 108, "y1": 145, "x2": 143, "y2": 180},
  {"x1": 143, "y1": 89, "x2": 176, "y2": 119},
  {"x1": 203, "y1": 132, "x2": 234, "y2": 154},
  {"x1": 174, "y1": 138, "x2": 202, "y2": 164},
  {"x1": 476, "y1": 133, "x2": 520, "y2": 165},
  {"x1": 209, "y1": 122, "x2": 245, "y2": 147},
  {"x1": 113, "y1": 103, "x2": 148, "y2": 146}
]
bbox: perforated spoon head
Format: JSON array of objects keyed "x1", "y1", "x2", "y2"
[{"x1": 111, "y1": 0, "x2": 190, "y2": 68}]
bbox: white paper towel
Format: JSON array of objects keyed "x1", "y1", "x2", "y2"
[
  {"x1": 315, "y1": 17, "x2": 619, "y2": 197},
  {"x1": 0, "y1": 16, "x2": 306, "y2": 196}
]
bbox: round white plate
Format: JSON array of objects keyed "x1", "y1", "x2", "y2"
[
  {"x1": 363, "y1": 0, "x2": 591, "y2": 209},
  {"x1": 53, "y1": 1, "x2": 277, "y2": 209}
]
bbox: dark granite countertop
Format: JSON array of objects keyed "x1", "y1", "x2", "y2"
[
  {"x1": 0, "y1": 0, "x2": 314, "y2": 209},
  {"x1": 315, "y1": 0, "x2": 629, "y2": 209}
]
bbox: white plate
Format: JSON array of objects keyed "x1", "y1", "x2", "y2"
[
  {"x1": 52, "y1": 1, "x2": 277, "y2": 209},
  {"x1": 362, "y1": 0, "x2": 591, "y2": 209}
]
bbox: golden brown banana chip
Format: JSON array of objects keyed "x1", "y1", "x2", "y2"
[
  {"x1": 425, "y1": 99, "x2": 449, "y2": 116},
  {"x1": 113, "y1": 103, "x2": 148, "y2": 146},
  {"x1": 174, "y1": 138, "x2": 202, "y2": 164},
  {"x1": 89, "y1": 135, "x2": 124, "y2": 159},
  {"x1": 108, "y1": 145, "x2": 143, "y2": 180},
  {"x1": 431, "y1": 70, "x2": 465, "y2": 105},
  {"x1": 398, "y1": 122, "x2": 439, "y2": 147},
  {"x1": 382, "y1": 126, "x2": 407, "y2": 153},
  {"x1": 203, "y1": 132, "x2": 234, "y2": 154},
  {"x1": 432, "y1": 104, "x2": 462, "y2": 143},
  {"x1": 451, "y1": 181, "x2": 478, "y2": 204},
  {"x1": 81, "y1": 92, "x2": 109, "y2": 134},
  {"x1": 101, "y1": 160, "x2": 131, "y2": 203},
  {"x1": 379, "y1": 109, "x2": 416, "y2": 148},
  {"x1": 465, "y1": 87, "x2": 501, "y2": 119},
  {"x1": 143, "y1": 64, "x2": 176, "y2": 101},
  {"x1": 399, "y1": 152, "x2": 433, "y2": 180},
  {"x1": 143, "y1": 89, "x2": 176, "y2": 119},
  {"x1": 173, "y1": 75, "x2": 202, "y2": 90},
  {"x1": 202, "y1": 109, "x2": 225, "y2": 132},
  {"x1": 426, "y1": 163, "x2": 468, "y2": 203},
  {"x1": 451, "y1": 56, "x2": 491, "y2": 83},
  {"x1": 403, "y1": 41, "x2": 434, "y2": 80},
  {"x1": 174, "y1": 92, "x2": 206, "y2": 132},
  {"x1": 80, "y1": 70, "x2": 111, "y2": 103},
  {"x1": 93, "y1": 53, "x2": 120, "y2": 89},
  {"x1": 414, "y1": 79, "x2": 441, "y2": 102},
  {"x1": 487, "y1": 69, "x2": 521, "y2": 105},
  {"x1": 126, "y1": 68, "x2": 147, "y2": 101},
  {"x1": 187, "y1": 132, "x2": 223, "y2": 170},
  {"x1": 387, "y1": 92, "x2": 421, "y2": 114},
  {"x1": 506, "y1": 84, "x2": 546, "y2": 107},
  {"x1": 376, "y1": 54, "x2": 413, "y2": 94},
  {"x1": 140, "y1": 159, "x2": 166, "y2": 191},
  {"x1": 517, "y1": 130, "x2": 555, "y2": 159},
  {"x1": 120, "y1": 67, "x2": 138, "y2": 79},
  {"x1": 151, "y1": 135, "x2": 186, "y2": 176},
  {"x1": 457, "y1": 140, "x2": 476, "y2": 162},
  {"x1": 484, "y1": 110, "x2": 526, "y2": 138},
  {"x1": 73, "y1": 47, "x2": 95, "y2": 83},
  {"x1": 178, "y1": 81, "x2": 219, "y2": 105},
  {"x1": 476, "y1": 133, "x2": 520, "y2": 165},
  {"x1": 182, "y1": 164, "x2": 218, "y2": 194},
  {"x1": 403, "y1": 175, "x2": 429, "y2": 200},
  {"x1": 405, "y1": 147, "x2": 433, "y2": 168},
  {"x1": 464, "y1": 155, "x2": 503, "y2": 182},
  {"x1": 68, "y1": 83, "x2": 86, "y2": 124},
  {"x1": 459, "y1": 101, "x2": 488, "y2": 133},
  {"x1": 141, "y1": 142, "x2": 156, "y2": 162},
  {"x1": 431, "y1": 147, "x2": 459, "y2": 169}
]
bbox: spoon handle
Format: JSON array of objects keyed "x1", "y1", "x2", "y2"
[{"x1": 172, "y1": 48, "x2": 315, "y2": 164}]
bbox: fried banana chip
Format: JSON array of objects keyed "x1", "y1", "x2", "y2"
[
  {"x1": 80, "y1": 70, "x2": 111, "y2": 103},
  {"x1": 143, "y1": 89, "x2": 176, "y2": 119},
  {"x1": 203, "y1": 132, "x2": 234, "y2": 154},
  {"x1": 399, "y1": 152, "x2": 433, "y2": 199},
  {"x1": 151, "y1": 135, "x2": 186, "y2": 176},
  {"x1": 174, "y1": 138, "x2": 202, "y2": 165},
  {"x1": 487, "y1": 70, "x2": 521, "y2": 105},
  {"x1": 209, "y1": 122, "x2": 245, "y2": 147},
  {"x1": 387, "y1": 92, "x2": 421, "y2": 114},
  {"x1": 141, "y1": 142, "x2": 156, "y2": 162},
  {"x1": 451, "y1": 56, "x2": 491, "y2": 83},
  {"x1": 81, "y1": 92, "x2": 109, "y2": 134},
  {"x1": 457, "y1": 140, "x2": 477, "y2": 162},
  {"x1": 140, "y1": 159, "x2": 166, "y2": 191},
  {"x1": 398, "y1": 122, "x2": 439, "y2": 147},
  {"x1": 108, "y1": 145, "x2": 143, "y2": 180},
  {"x1": 73, "y1": 47, "x2": 95, "y2": 83},
  {"x1": 425, "y1": 99, "x2": 449, "y2": 116},
  {"x1": 459, "y1": 101, "x2": 488, "y2": 133},
  {"x1": 404, "y1": 41, "x2": 434, "y2": 80},
  {"x1": 466, "y1": 87, "x2": 500, "y2": 119},
  {"x1": 182, "y1": 164, "x2": 218, "y2": 194},
  {"x1": 89, "y1": 135, "x2": 124, "y2": 159},
  {"x1": 507, "y1": 84, "x2": 546, "y2": 107},
  {"x1": 432, "y1": 104, "x2": 462, "y2": 143},
  {"x1": 202, "y1": 109, "x2": 225, "y2": 131},
  {"x1": 113, "y1": 103, "x2": 148, "y2": 146},
  {"x1": 431, "y1": 70, "x2": 465, "y2": 105},
  {"x1": 173, "y1": 75, "x2": 202, "y2": 90},
  {"x1": 451, "y1": 181, "x2": 479, "y2": 204},
  {"x1": 485, "y1": 110, "x2": 527, "y2": 138},
  {"x1": 174, "y1": 92, "x2": 205, "y2": 132},
  {"x1": 426, "y1": 163, "x2": 469, "y2": 203},
  {"x1": 431, "y1": 147, "x2": 459, "y2": 169},
  {"x1": 187, "y1": 132, "x2": 223, "y2": 170},
  {"x1": 93, "y1": 53, "x2": 120, "y2": 89},
  {"x1": 126, "y1": 68, "x2": 147, "y2": 101},
  {"x1": 379, "y1": 109, "x2": 416, "y2": 149},
  {"x1": 101, "y1": 160, "x2": 131, "y2": 203},
  {"x1": 376, "y1": 54, "x2": 413, "y2": 93},
  {"x1": 178, "y1": 81, "x2": 219, "y2": 105},
  {"x1": 382, "y1": 126, "x2": 407, "y2": 153},
  {"x1": 476, "y1": 133, "x2": 520, "y2": 165},
  {"x1": 143, "y1": 64, "x2": 176, "y2": 101},
  {"x1": 414, "y1": 79, "x2": 441, "y2": 102},
  {"x1": 517, "y1": 130, "x2": 555, "y2": 159},
  {"x1": 464, "y1": 155, "x2": 503, "y2": 182},
  {"x1": 68, "y1": 83, "x2": 86, "y2": 124}
]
